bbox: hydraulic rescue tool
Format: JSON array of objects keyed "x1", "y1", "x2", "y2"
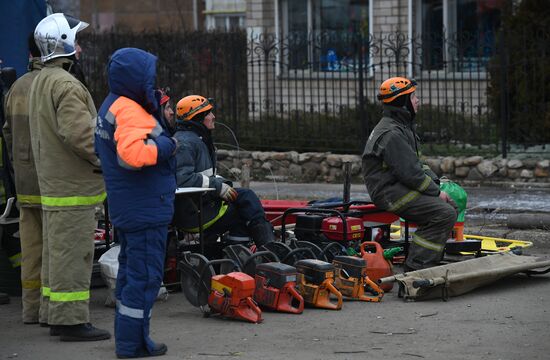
[
  {"x1": 179, "y1": 251, "x2": 262, "y2": 323},
  {"x1": 254, "y1": 262, "x2": 304, "y2": 314},
  {"x1": 332, "y1": 255, "x2": 384, "y2": 302},
  {"x1": 295, "y1": 259, "x2": 343, "y2": 310}
]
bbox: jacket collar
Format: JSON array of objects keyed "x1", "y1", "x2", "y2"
[
  {"x1": 382, "y1": 105, "x2": 413, "y2": 126},
  {"x1": 29, "y1": 58, "x2": 44, "y2": 71},
  {"x1": 44, "y1": 57, "x2": 74, "y2": 69}
]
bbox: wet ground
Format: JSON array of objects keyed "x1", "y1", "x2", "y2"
[{"x1": 1, "y1": 183, "x2": 549, "y2": 359}]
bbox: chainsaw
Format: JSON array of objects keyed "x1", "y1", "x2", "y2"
[
  {"x1": 254, "y1": 262, "x2": 304, "y2": 314},
  {"x1": 332, "y1": 255, "x2": 384, "y2": 302},
  {"x1": 295, "y1": 259, "x2": 343, "y2": 310},
  {"x1": 179, "y1": 251, "x2": 262, "y2": 323}
]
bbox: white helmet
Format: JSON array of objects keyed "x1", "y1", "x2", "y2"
[{"x1": 34, "y1": 13, "x2": 89, "y2": 62}]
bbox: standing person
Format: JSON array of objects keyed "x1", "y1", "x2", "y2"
[
  {"x1": 174, "y1": 95, "x2": 274, "y2": 246},
  {"x1": 2, "y1": 35, "x2": 44, "y2": 324},
  {"x1": 361, "y1": 77, "x2": 457, "y2": 271},
  {"x1": 29, "y1": 13, "x2": 110, "y2": 341},
  {"x1": 95, "y1": 48, "x2": 177, "y2": 358}
]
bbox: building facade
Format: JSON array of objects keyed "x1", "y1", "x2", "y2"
[{"x1": 245, "y1": 0, "x2": 504, "y2": 117}]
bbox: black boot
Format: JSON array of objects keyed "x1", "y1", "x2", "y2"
[
  {"x1": 117, "y1": 342, "x2": 168, "y2": 358},
  {"x1": 59, "y1": 323, "x2": 111, "y2": 342},
  {"x1": 248, "y1": 219, "x2": 275, "y2": 247}
]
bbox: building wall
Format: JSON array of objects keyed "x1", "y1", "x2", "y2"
[
  {"x1": 246, "y1": 0, "x2": 490, "y2": 118},
  {"x1": 79, "y1": 0, "x2": 204, "y2": 32}
]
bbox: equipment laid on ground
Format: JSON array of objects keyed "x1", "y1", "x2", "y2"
[
  {"x1": 391, "y1": 224, "x2": 533, "y2": 256},
  {"x1": 254, "y1": 262, "x2": 304, "y2": 314},
  {"x1": 179, "y1": 251, "x2": 262, "y2": 323},
  {"x1": 359, "y1": 241, "x2": 395, "y2": 292},
  {"x1": 379, "y1": 252, "x2": 550, "y2": 301},
  {"x1": 208, "y1": 272, "x2": 262, "y2": 323},
  {"x1": 332, "y1": 255, "x2": 384, "y2": 302},
  {"x1": 295, "y1": 259, "x2": 343, "y2": 310}
]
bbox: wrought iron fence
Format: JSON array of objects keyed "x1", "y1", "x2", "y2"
[{"x1": 79, "y1": 28, "x2": 549, "y2": 156}]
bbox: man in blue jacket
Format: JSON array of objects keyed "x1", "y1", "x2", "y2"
[
  {"x1": 95, "y1": 48, "x2": 177, "y2": 358},
  {"x1": 174, "y1": 95, "x2": 274, "y2": 247}
]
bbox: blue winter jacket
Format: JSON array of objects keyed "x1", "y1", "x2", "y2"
[
  {"x1": 95, "y1": 48, "x2": 176, "y2": 231},
  {"x1": 174, "y1": 126, "x2": 227, "y2": 230}
]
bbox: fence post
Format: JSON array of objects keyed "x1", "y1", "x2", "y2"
[
  {"x1": 498, "y1": 29, "x2": 509, "y2": 159},
  {"x1": 356, "y1": 33, "x2": 368, "y2": 146}
]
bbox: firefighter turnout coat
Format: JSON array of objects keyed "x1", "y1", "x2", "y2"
[{"x1": 362, "y1": 105, "x2": 440, "y2": 213}]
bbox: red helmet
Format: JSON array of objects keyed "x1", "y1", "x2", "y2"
[{"x1": 158, "y1": 88, "x2": 170, "y2": 106}]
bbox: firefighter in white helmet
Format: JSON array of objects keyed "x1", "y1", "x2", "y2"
[{"x1": 29, "y1": 13, "x2": 110, "y2": 341}]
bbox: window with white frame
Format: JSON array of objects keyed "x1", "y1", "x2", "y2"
[
  {"x1": 281, "y1": 0, "x2": 372, "y2": 71},
  {"x1": 210, "y1": 15, "x2": 245, "y2": 31},
  {"x1": 204, "y1": 0, "x2": 245, "y2": 32},
  {"x1": 417, "y1": 0, "x2": 504, "y2": 72}
]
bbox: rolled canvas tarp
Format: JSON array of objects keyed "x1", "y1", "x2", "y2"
[{"x1": 379, "y1": 253, "x2": 550, "y2": 301}]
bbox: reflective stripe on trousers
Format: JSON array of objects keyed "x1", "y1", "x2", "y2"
[
  {"x1": 116, "y1": 300, "x2": 152, "y2": 319},
  {"x1": 41, "y1": 192, "x2": 106, "y2": 207},
  {"x1": 41, "y1": 286, "x2": 89, "y2": 301},
  {"x1": 412, "y1": 233, "x2": 445, "y2": 252}
]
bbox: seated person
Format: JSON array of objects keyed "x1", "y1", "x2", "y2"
[
  {"x1": 173, "y1": 95, "x2": 274, "y2": 246},
  {"x1": 362, "y1": 77, "x2": 457, "y2": 271}
]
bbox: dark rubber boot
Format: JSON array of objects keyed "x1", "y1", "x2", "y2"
[
  {"x1": 248, "y1": 220, "x2": 275, "y2": 247},
  {"x1": 59, "y1": 323, "x2": 111, "y2": 342},
  {"x1": 117, "y1": 342, "x2": 168, "y2": 358}
]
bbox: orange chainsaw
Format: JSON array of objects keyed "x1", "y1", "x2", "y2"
[
  {"x1": 254, "y1": 262, "x2": 304, "y2": 314},
  {"x1": 332, "y1": 255, "x2": 384, "y2": 302},
  {"x1": 295, "y1": 259, "x2": 343, "y2": 310},
  {"x1": 179, "y1": 251, "x2": 262, "y2": 323}
]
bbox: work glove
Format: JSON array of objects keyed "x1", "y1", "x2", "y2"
[{"x1": 219, "y1": 183, "x2": 238, "y2": 202}]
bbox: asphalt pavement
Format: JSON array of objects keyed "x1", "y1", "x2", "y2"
[{"x1": 1, "y1": 182, "x2": 549, "y2": 359}]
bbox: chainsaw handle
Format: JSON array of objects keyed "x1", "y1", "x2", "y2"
[
  {"x1": 245, "y1": 297, "x2": 263, "y2": 323},
  {"x1": 281, "y1": 247, "x2": 317, "y2": 265},
  {"x1": 287, "y1": 285, "x2": 305, "y2": 313},
  {"x1": 359, "y1": 241, "x2": 384, "y2": 257},
  {"x1": 321, "y1": 242, "x2": 347, "y2": 262},
  {"x1": 324, "y1": 280, "x2": 343, "y2": 310},
  {"x1": 242, "y1": 250, "x2": 280, "y2": 276},
  {"x1": 363, "y1": 276, "x2": 384, "y2": 300}
]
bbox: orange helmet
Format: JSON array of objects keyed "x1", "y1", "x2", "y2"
[
  {"x1": 377, "y1": 77, "x2": 417, "y2": 103},
  {"x1": 176, "y1": 95, "x2": 214, "y2": 121}
]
